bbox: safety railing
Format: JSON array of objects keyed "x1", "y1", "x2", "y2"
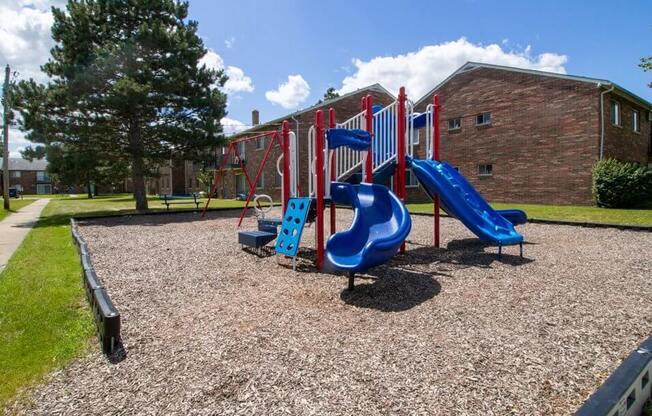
[
  {"x1": 424, "y1": 103, "x2": 434, "y2": 159},
  {"x1": 334, "y1": 111, "x2": 367, "y2": 181},
  {"x1": 308, "y1": 97, "x2": 420, "y2": 195}
]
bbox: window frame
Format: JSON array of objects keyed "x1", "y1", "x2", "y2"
[
  {"x1": 475, "y1": 112, "x2": 492, "y2": 126},
  {"x1": 274, "y1": 170, "x2": 282, "y2": 189},
  {"x1": 255, "y1": 137, "x2": 265, "y2": 150},
  {"x1": 10, "y1": 171, "x2": 21, "y2": 178},
  {"x1": 611, "y1": 100, "x2": 621, "y2": 126},
  {"x1": 405, "y1": 168, "x2": 419, "y2": 188},
  {"x1": 632, "y1": 109, "x2": 640, "y2": 133},
  {"x1": 256, "y1": 172, "x2": 265, "y2": 190},
  {"x1": 448, "y1": 117, "x2": 461, "y2": 131},
  {"x1": 477, "y1": 163, "x2": 493, "y2": 177}
]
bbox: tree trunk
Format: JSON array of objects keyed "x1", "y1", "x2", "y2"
[
  {"x1": 86, "y1": 176, "x2": 93, "y2": 199},
  {"x1": 129, "y1": 122, "x2": 148, "y2": 211}
]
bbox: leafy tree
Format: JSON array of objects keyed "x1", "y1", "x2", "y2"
[
  {"x1": 16, "y1": 0, "x2": 227, "y2": 210},
  {"x1": 316, "y1": 87, "x2": 340, "y2": 104},
  {"x1": 20, "y1": 145, "x2": 46, "y2": 161},
  {"x1": 195, "y1": 166, "x2": 214, "y2": 194},
  {"x1": 640, "y1": 56, "x2": 652, "y2": 87}
]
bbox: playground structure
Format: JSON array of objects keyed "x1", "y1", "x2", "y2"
[{"x1": 227, "y1": 87, "x2": 527, "y2": 290}]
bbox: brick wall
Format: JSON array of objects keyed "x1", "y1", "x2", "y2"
[
  {"x1": 1, "y1": 170, "x2": 43, "y2": 194},
  {"x1": 414, "y1": 67, "x2": 604, "y2": 205},
  {"x1": 603, "y1": 93, "x2": 651, "y2": 163}
]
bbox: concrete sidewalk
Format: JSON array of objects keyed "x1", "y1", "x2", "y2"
[{"x1": 0, "y1": 199, "x2": 50, "y2": 272}]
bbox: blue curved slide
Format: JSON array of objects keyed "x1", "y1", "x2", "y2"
[
  {"x1": 325, "y1": 182, "x2": 411, "y2": 275},
  {"x1": 408, "y1": 158, "x2": 523, "y2": 246}
]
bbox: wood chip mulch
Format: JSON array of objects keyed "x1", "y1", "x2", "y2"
[{"x1": 6, "y1": 209, "x2": 651, "y2": 415}]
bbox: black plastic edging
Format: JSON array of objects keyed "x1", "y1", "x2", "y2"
[
  {"x1": 575, "y1": 336, "x2": 652, "y2": 415},
  {"x1": 70, "y1": 218, "x2": 121, "y2": 355}
]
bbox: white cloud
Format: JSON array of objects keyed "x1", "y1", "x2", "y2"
[
  {"x1": 265, "y1": 75, "x2": 310, "y2": 109},
  {"x1": 5, "y1": 127, "x2": 32, "y2": 158},
  {"x1": 220, "y1": 117, "x2": 247, "y2": 135},
  {"x1": 199, "y1": 49, "x2": 254, "y2": 94},
  {"x1": 0, "y1": 1, "x2": 66, "y2": 83},
  {"x1": 224, "y1": 36, "x2": 235, "y2": 49},
  {"x1": 338, "y1": 37, "x2": 568, "y2": 99}
]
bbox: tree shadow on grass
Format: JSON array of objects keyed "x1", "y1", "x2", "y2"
[
  {"x1": 339, "y1": 266, "x2": 442, "y2": 312},
  {"x1": 27, "y1": 208, "x2": 244, "y2": 229}
]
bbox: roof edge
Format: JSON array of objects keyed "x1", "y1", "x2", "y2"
[
  {"x1": 414, "y1": 61, "x2": 652, "y2": 109},
  {"x1": 228, "y1": 83, "x2": 395, "y2": 139}
]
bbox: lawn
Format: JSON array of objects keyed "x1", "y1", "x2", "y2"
[
  {"x1": 0, "y1": 194, "x2": 255, "y2": 410},
  {"x1": 0, "y1": 198, "x2": 37, "y2": 222},
  {"x1": 407, "y1": 201, "x2": 652, "y2": 226}
]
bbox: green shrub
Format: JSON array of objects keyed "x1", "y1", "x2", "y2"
[{"x1": 592, "y1": 159, "x2": 652, "y2": 208}]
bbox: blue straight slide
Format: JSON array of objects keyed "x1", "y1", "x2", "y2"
[
  {"x1": 325, "y1": 182, "x2": 411, "y2": 274},
  {"x1": 408, "y1": 157, "x2": 523, "y2": 246}
]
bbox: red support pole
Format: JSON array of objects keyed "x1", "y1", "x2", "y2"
[
  {"x1": 315, "y1": 110, "x2": 325, "y2": 269},
  {"x1": 237, "y1": 132, "x2": 279, "y2": 227},
  {"x1": 433, "y1": 94, "x2": 441, "y2": 248},
  {"x1": 364, "y1": 94, "x2": 373, "y2": 183},
  {"x1": 282, "y1": 120, "x2": 291, "y2": 214},
  {"x1": 328, "y1": 108, "x2": 336, "y2": 235},
  {"x1": 397, "y1": 87, "x2": 407, "y2": 253}
]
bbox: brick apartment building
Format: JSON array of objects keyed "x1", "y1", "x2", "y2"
[
  {"x1": 208, "y1": 63, "x2": 652, "y2": 206},
  {"x1": 413, "y1": 62, "x2": 652, "y2": 205},
  {"x1": 149, "y1": 159, "x2": 204, "y2": 196},
  {"x1": 0, "y1": 157, "x2": 53, "y2": 195},
  {"x1": 214, "y1": 84, "x2": 395, "y2": 201}
]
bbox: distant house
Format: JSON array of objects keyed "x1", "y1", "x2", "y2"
[{"x1": 0, "y1": 158, "x2": 53, "y2": 195}]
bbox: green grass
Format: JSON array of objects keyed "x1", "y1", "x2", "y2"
[
  {"x1": 407, "y1": 202, "x2": 652, "y2": 226},
  {"x1": 0, "y1": 199, "x2": 37, "y2": 222},
  {"x1": 0, "y1": 194, "x2": 252, "y2": 410}
]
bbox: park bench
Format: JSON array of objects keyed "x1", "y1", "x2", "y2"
[{"x1": 159, "y1": 193, "x2": 202, "y2": 211}]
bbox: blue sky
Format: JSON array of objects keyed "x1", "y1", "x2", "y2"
[
  {"x1": 188, "y1": 0, "x2": 652, "y2": 131},
  {"x1": 1, "y1": 0, "x2": 651, "y2": 155}
]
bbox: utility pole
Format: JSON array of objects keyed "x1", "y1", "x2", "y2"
[{"x1": 2, "y1": 64, "x2": 10, "y2": 210}]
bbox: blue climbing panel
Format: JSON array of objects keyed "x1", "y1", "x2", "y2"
[{"x1": 275, "y1": 197, "x2": 312, "y2": 257}]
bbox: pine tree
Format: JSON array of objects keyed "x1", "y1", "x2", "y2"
[{"x1": 17, "y1": 0, "x2": 227, "y2": 210}]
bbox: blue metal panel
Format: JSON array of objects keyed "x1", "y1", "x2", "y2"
[{"x1": 275, "y1": 198, "x2": 312, "y2": 257}]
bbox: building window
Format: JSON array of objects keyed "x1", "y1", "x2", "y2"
[
  {"x1": 36, "y1": 171, "x2": 49, "y2": 182},
  {"x1": 405, "y1": 169, "x2": 419, "y2": 188},
  {"x1": 632, "y1": 110, "x2": 640, "y2": 133},
  {"x1": 237, "y1": 141, "x2": 246, "y2": 159},
  {"x1": 448, "y1": 118, "x2": 461, "y2": 130},
  {"x1": 611, "y1": 101, "x2": 621, "y2": 126},
  {"x1": 10, "y1": 171, "x2": 21, "y2": 178},
  {"x1": 256, "y1": 173, "x2": 264, "y2": 190},
  {"x1": 478, "y1": 164, "x2": 493, "y2": 176},
  {"x1": 256, "y1": 137, "x2": 265, "y2": 150},
  {"x1": 411, "y1": 128, "x2": 420, "y2": 145},
  {"x1": 36, "y1": 184, "x2": 52, "y2": 195},
  {"x1": 275, "y1": 170, "x2": 282, "y2": 189},
  {"x1": 235, "y1": 174, "x2": 246, "y2": 194},
  {"x1": 476, "y1": 112, "x2": 491, "y2": 126}
]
